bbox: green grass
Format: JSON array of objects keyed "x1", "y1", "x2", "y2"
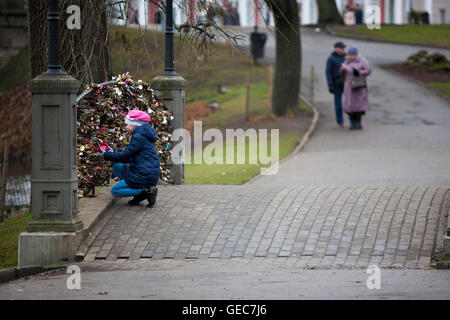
[
  {"x1": 109, "y1": 26, "x2": 268, "y2": 100},
  {"x1": 428, "y1": 82, "x2": 450, "y2": 98},
  {"x1": 332, "y1": 25, "x2": 450, "y2": 48},
  {"x1": 185, "y1": 132, "x2": 302, "y2": 185},
  {"x1": 299, "y1": 98, "x2": 311, "y2": 112},
  {"x1": 442, "y1": 253, "x2": 450, "y2": 262},
  {"x1": 198, "y1": 82, "x2": 270, "y2": 128},
  {"x1": 0, "y1": 213, "x2": 31, "y2": 269}
]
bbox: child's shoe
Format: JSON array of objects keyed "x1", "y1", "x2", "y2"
[
  {"x1": 146, "y1": 186, "x2": 158, "y2": 208},
  {"x1": 128, "y1": 191, "x2": 147, "y2": 205}
]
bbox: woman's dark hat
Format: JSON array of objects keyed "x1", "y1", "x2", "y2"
[{"x1": 334, "y1": 42, "x2": 346, "y2": 48}]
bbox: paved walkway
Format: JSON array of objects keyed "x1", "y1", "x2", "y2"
[
  {"x1": 82, "y1": 185, "x2": 447, "y2": 269},
  {"x1": 252, "y1": 28, "x2": 450, "y2": 186}
]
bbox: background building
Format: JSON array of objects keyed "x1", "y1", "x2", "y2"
[
  {"x1": 122, "y1": 0, "x2": 450, "y2": 27},
  {"x1": 331, "y1": 0, "x2": 449, "y2": 25}
]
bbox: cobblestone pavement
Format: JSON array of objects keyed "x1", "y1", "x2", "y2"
[{"x1": 81, "y1": 185, "x2": 448, "y2": 269}]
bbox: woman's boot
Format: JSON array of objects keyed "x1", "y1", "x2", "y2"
[
  {"x1": 355, "y1": 112, "x2": 363, "y2": 129},
  {"x1": 348, "y1": 113, "x2": 357, "y2": 130}
]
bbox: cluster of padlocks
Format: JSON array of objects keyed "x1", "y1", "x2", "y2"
[{"x1": 76, "y1": 73, "x2": 174, "y2": 197}]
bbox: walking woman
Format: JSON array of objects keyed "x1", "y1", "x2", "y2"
[{"x1": 340, "y1": 46, "x2": 372, "y2": 130}]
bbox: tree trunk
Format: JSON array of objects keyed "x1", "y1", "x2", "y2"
[
  {"x1": 266, "y1": 0, "x2": 301, "y2": 116},
  {"x1": 28, "y1": 0, "x2": 110, "y2": 84},
  {"x1": 317, "y1": 0, "x2": 343, "y2": 24}
]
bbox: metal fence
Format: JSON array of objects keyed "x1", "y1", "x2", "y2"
[{"x1": 0, "y1": 145, "x2": 31, "y2": 220}]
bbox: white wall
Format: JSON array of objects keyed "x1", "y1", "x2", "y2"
[
  {"x1": 300, "y1": 0, "x2": 318, "y2": 25},
  {"x1": 238, "y1": 0, "x2": 251, "y2": 27},
  {"x1": 136, "y1": 0, "x2": 146, "y2": 25},
  {"x1": 236, "y1": 0, "x2": 275, "y2": 27},
  {"x1": 425, "y1": 0, "x2": 433, "y2": 23},
  {"x1": 336, "y1": 0, "x2": 346, "y2": 14},
  {"x1": 394, "y1": 0, "x2": 404, "y2": 24}
]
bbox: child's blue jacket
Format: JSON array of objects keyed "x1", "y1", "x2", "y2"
[{"x1": 103, "y1": 123, "x2": 160, "y2": 188}]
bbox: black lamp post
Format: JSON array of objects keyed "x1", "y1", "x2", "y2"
[
  {"x1": 151, "y1": 0, "x2": 187, "y2": 185},
  {"x1": 43, "y1": 0, "x2": 66, "y2": 75},
  {"x1": 163, "y1": 0, "x2": 178, "y2": 76}
]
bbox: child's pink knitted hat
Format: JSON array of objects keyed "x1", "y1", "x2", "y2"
[{"x1": 125, "y1": 109, "x2": 151, "y2": 126}]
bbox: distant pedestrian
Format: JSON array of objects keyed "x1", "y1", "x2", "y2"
[
  {"x1": 340, "y1": 47, "x2": 371, "y2": 130},
  {"x1": 354, "y1": 4, "x2": 363, "y2": 24},
  {"x1": 223, "y1": 4, "x2": 233, "y2": 25},
  {"x1": 344, "y1": 5, "x2": 356, "y2": 25},
  {"x1": 206, "y1": 2, "x2": 216, "y2": 24},
  {"x1": 326, "y1": 41, "x2": 347, "y2": 126},
  {"x1": 231, "y1": 5, "x2": 240, "y2": 25},
  {"x1": 421, "y1": 11, "x2": 430, "y2": 24}
]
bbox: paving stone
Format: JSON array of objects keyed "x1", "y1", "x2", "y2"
[{"x1": 79, "y1": 185, "x2": 447, "y2": 269}]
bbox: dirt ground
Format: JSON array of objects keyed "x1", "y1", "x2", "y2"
[
  {"x1": 185, "y1": 103, "x2": 214, "y2": 132},
  {"x1": 0, "y1": 48, "x2": 20, "y2": 69},
  {"x1": 185, "y1": 102, "x2": 313, "y2": 137},
  {"x1": 382, "y1": 63, "x2": 450, "y2": 85},
  {"x1": 0, "y1": 82, "x2": 31, "y2": 150}
]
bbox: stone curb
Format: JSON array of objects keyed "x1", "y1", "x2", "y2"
[
  {"x1": 324, "y1": 25, "x2": 450, "y2": 51},
  {"x1": 436, "y1": 262, "x2": 450, "y2": 270},
  {"x1": 247, "y1": 95, "x2": 319, "y2": 184},
  {"x1": 74, "y1": 187, "x2": 118, "y2": 260},
  {"x1": 0, "y1": 265, "x2": 66, "y2": 284},
  {"x1": 284, "y1": 95, "x2": 319, "y2": 160},
  {"x1": 441, "y1": 190, "x2": 450, "y2": 256}
]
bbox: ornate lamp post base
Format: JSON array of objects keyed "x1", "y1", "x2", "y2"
[
  {"x1": 18, "y1": 0, "x2": 83, "y2": 267},
  {"x1": 18, "y1": 73, "x2": 83, "y2": 267},
  {"x1": 27, "y1": 73, "x2": 82, "y2": 233}
]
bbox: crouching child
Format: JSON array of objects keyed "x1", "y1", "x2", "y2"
[{"x1": 99, "y1": 109, "x2": 160, "y2": 207}]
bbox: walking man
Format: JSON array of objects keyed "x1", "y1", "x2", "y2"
[{"x1": 326, "y1": 41, "x2": 347, "y2": 126}]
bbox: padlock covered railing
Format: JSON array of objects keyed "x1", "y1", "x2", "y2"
[{"x1": 75, "y1": 74, "x2": 175, "y2": 198}]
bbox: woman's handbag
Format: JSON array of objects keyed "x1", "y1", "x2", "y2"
[
  {"x1": 351, "y1": 75, "x2": 367, "y2": 91},
  {"x1": 351, "y1": 67, "x2": 367, "y2": 91}
]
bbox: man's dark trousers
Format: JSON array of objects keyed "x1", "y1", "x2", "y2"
[{"x1": 333, "y1": 85, "x2": 343, "y2": 125}]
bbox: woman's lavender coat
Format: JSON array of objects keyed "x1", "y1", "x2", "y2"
[{"x1": 340, "y1": 55, "x2": 372, "y2": 113}]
